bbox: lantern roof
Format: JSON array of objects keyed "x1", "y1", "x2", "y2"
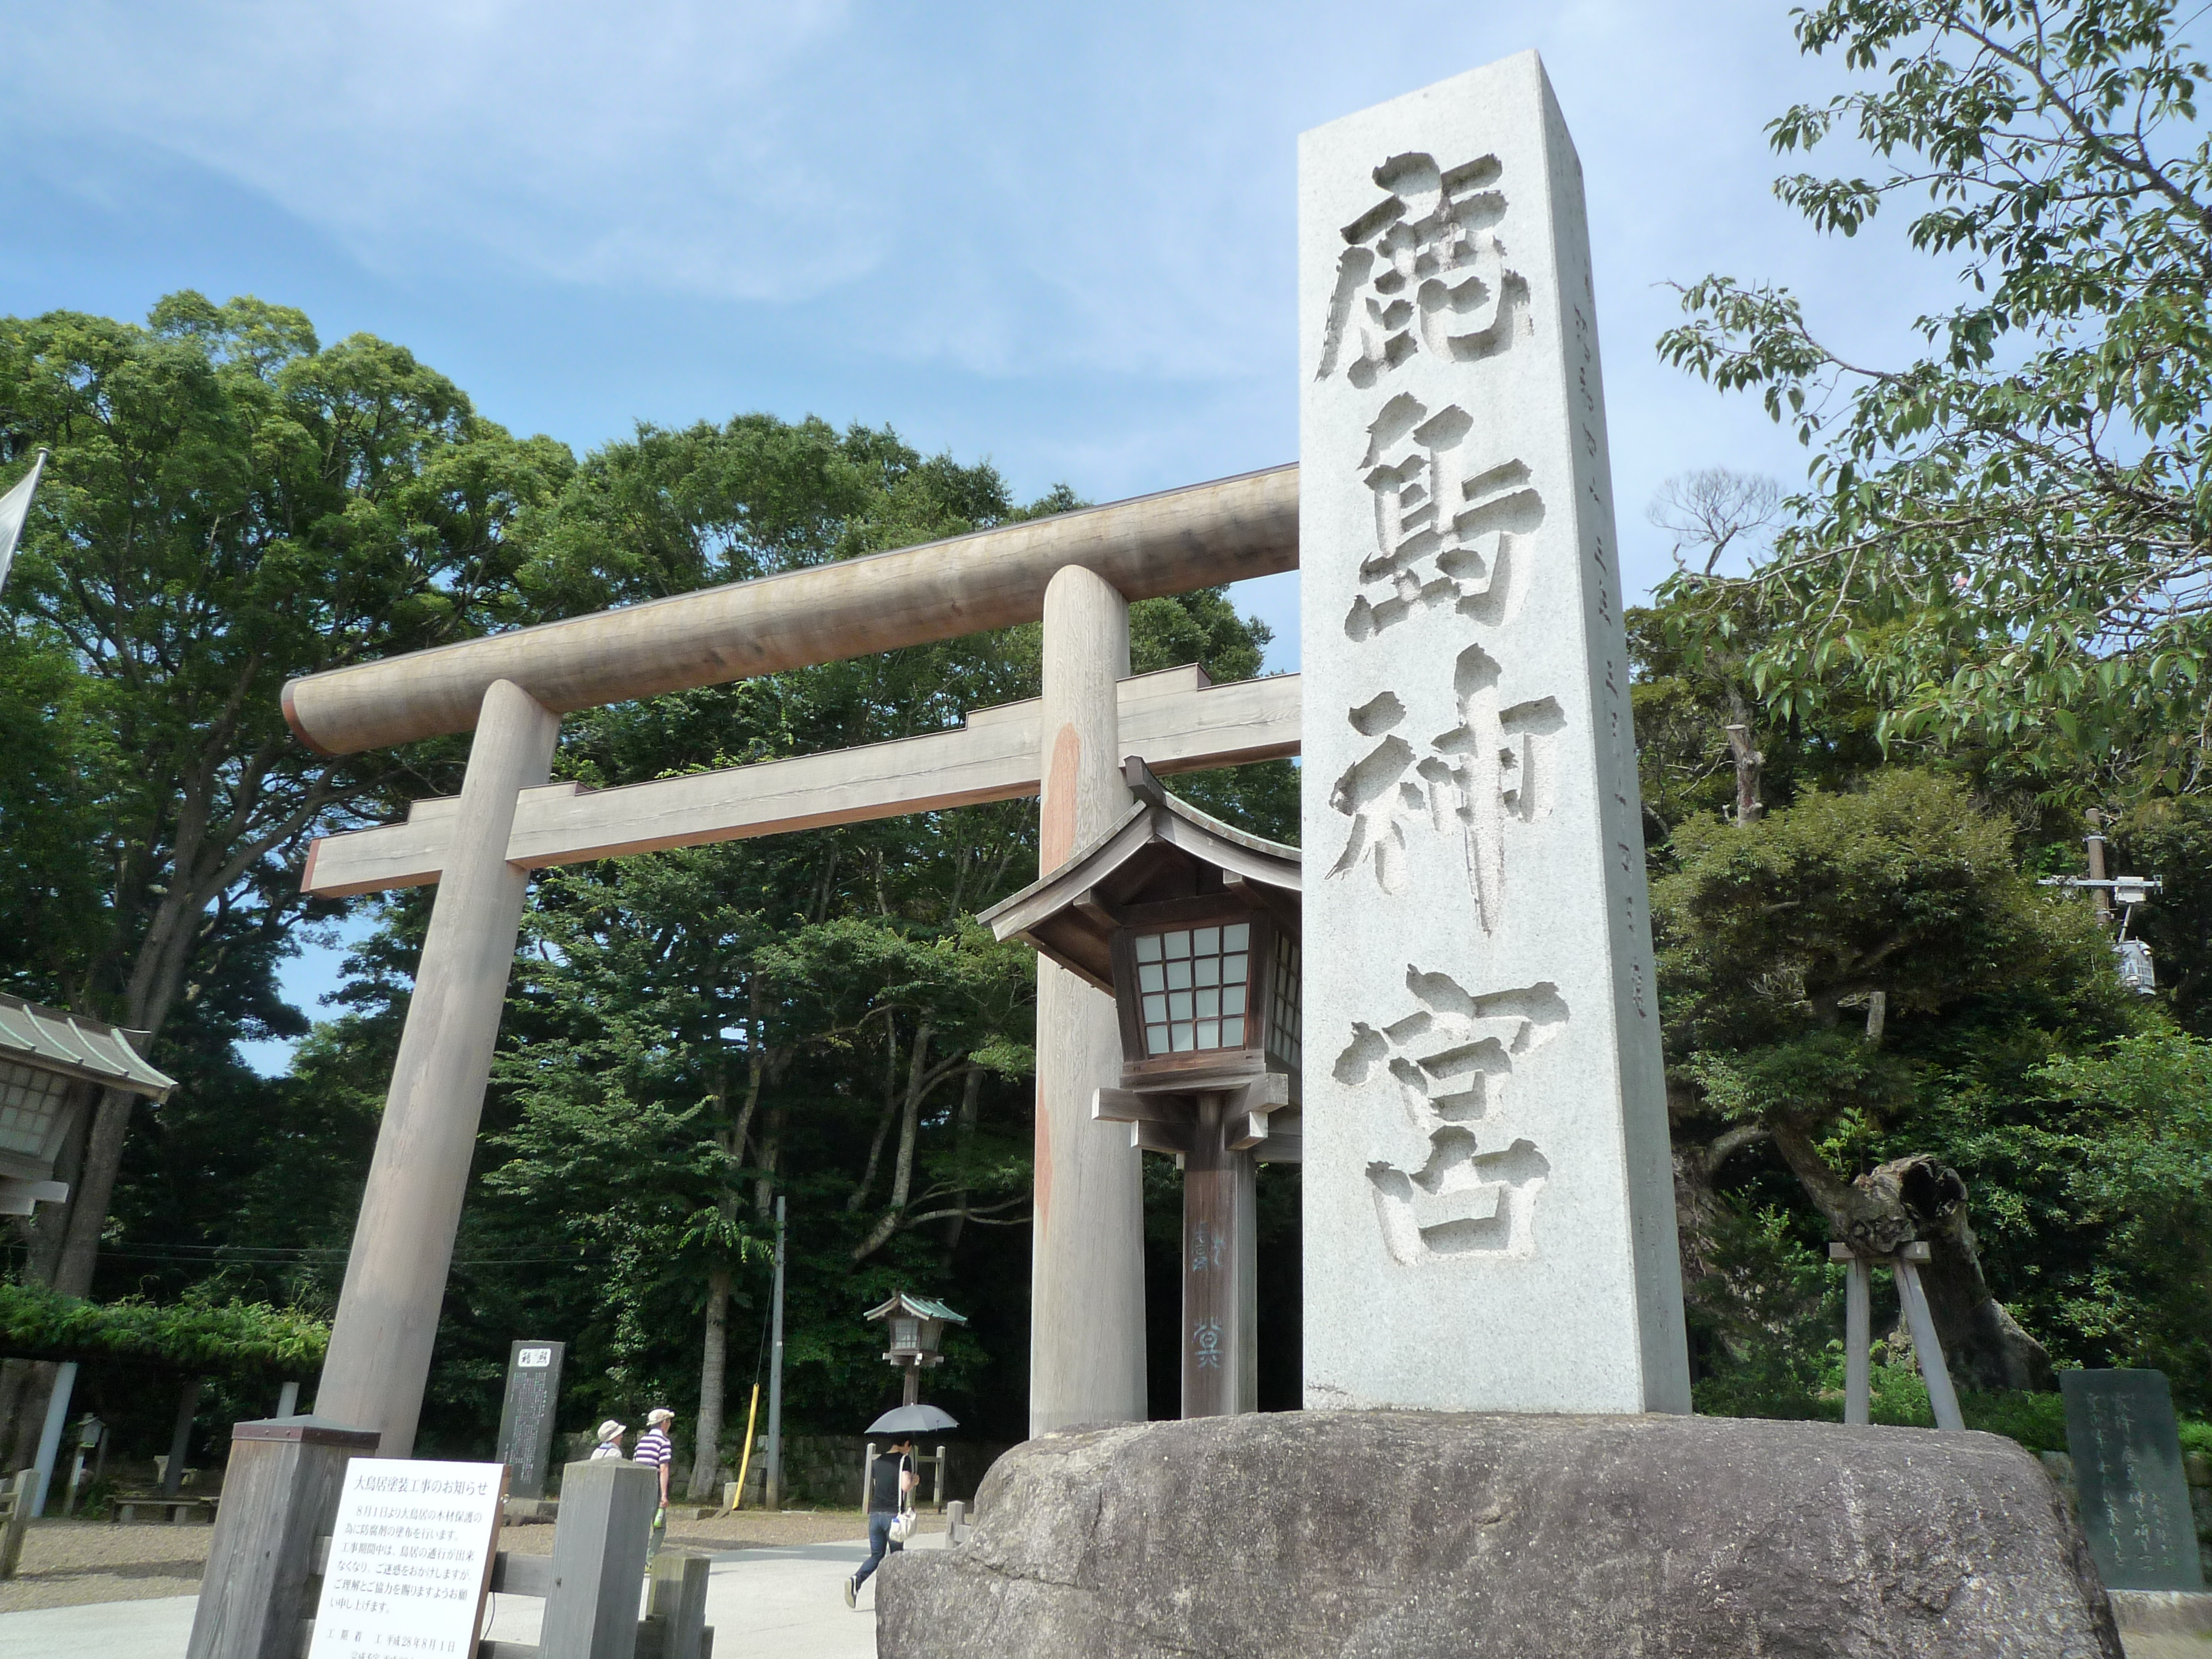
[
  {"x1": 979, "y1": 757, "x2": 1301, "y2": 994},
  {"x1": 0, "y1": 993, "x2": 175, "y2": 1101},
  {"x1": 863, "y1": 1291, "x2": 968, "y2": 1326}
]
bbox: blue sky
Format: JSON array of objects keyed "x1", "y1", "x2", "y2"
[{"x1": 0, "y1": 1, "x2": 1959, "y2": 1067}]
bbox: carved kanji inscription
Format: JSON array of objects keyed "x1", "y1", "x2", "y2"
[
  {"x1": 1316, "y1": 152, "x2": 1527, "y2": 389},
  {"x1": 1336, "y1": 968, "x2": 1566, "y2": 1264}
]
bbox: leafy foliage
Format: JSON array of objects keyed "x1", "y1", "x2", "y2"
[
  {"x1": 1657, "y1": 0, "x2": 2212, "y2": 790},
  {"x1": 0, "y1": 1281, "x2": 327, "y2": 1376}
]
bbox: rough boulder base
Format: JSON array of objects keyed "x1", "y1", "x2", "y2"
[{"x1": 876, "y1": 1412, "x2": 2124, "y2": 1658}]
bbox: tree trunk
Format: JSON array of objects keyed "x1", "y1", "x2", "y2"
[
  {"x1": 1767, "y1": 1122, "x2": 2053, "y2": 1392},
  {"x1": 852, "y1": 1024, "x2": 951, "y2": 1262},
  {"x1": 686, "y1": 1264, "x2": 731, "y2": 1501},
  {"x1": 943, "y1": 1066, "x2": 984, "y2": 1256},
  {"x1": 1723, "y1": 686, "x2": 1763, "y2": 825},
  {"x1": 849, "y1": 1015, "x2": 901, "y2": 1214},
  {"x1": 752, "y1": 1102, "x2": 785, "y2": 1222},
  {"x1": 1671, "y1": 1123, "x2": 1770, "y2": 1291}
]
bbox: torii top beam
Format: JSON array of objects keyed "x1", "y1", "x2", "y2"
[{"x1": 282, "y1": 463, "x2": 1299, "y2": 756}]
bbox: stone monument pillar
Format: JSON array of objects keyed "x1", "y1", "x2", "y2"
[{"x1": 1298, "y1": 52, "x2": 1690, "y2": 1413}]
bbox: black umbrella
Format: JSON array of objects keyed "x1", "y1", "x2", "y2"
[{"x1": 866, "y1": 1403, "x2": 959, "y2": 1435}]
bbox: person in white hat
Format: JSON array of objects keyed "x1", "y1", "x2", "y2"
[
  {"x1": 634, "y1": 1407, "x2": 676, "y2": 1560},
  {"x1": 589, "y1": 1419, "x2": 627, "y2": 1460}
]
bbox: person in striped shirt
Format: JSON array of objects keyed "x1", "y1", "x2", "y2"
[{"x1": 634, "y1": 1407, "x2": 675, "y2": 1561}]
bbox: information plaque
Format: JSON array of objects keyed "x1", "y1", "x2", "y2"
[
  {"x1": 2061, "y1": 1368, "x2": 2207, "y2": 1592},
  {"x1": 309, "y1": 1458, "x2": 506, "y2": 1659},
  {"x1": 494, "y1": 1338, "x2": 566, "y2": 1500}
]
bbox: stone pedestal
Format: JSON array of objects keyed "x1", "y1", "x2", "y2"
[{"x1": 877, "y1": 1412, "x2": 2123, "y2": 1658}]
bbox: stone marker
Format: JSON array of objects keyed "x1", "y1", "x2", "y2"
[
  {"x1": 878, "y1": 1412, "x2": 2123, "y2": 1658},
  {"x1": 1298, "y1": 50, "x2": 1687, "y2": 1412},
  {"x1": 2062, "y1": 1368, "x2": 2207, "y2": 1592},
  {"x1": 493, "y1": 1338, "x2": 565, "y2": 1502}
]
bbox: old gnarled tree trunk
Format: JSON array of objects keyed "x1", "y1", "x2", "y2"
[{"x1": 1767, "y1": 1127, "x2": 2053, "y2": 1392}]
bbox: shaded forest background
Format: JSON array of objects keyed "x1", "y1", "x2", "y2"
[{"x1": 1, "y1": 0, "x2": 2210, "y2": 1485}]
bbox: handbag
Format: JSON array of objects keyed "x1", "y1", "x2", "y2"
[{"x1": 887, "y1": 1453, "x2": 919, "y2": 1541}]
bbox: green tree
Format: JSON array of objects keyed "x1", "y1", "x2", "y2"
[
  {"x1": 0, "y1": 293, "x2": 565, "y2": 1459},
  {"x1": 1655, "y1": 768, "x2": 2140, "y2": 1388},
  {"x1": 1657, "y1": 0, "x2": 2212, "y2": 792},
  {"x1": 0, "y1": 294, "x2": 563, "y2": 1278}
]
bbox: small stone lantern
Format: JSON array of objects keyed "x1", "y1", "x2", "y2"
[
  {"x1": 0, "y1": 993, "x2": 175, "y2": 1216},
  {"x1": 864, "y1": 1291, "x2": 968, "y2": 1407},
  {"x1": 981, "y1": 757, "x2": 1301, "y2": 1418}
]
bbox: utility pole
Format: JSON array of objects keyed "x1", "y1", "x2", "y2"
[
  {"x1": 2083, "y1": 811, "x2": 2113, "y2": 922},
  {"x1": 764, "y1": 1195, "x2": 786, "y2": 1510},
  {"x1": 2040, "y1": 809, "x2": 2162, "y2": 994}
]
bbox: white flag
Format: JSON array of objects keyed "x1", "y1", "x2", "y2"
[{"x1": 0, "y1": 450, "x2": 49, "y2": 598}]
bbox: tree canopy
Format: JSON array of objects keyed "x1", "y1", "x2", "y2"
[{"x1": 1657, "y1": 0, "x2": 2212, "y2": 793}]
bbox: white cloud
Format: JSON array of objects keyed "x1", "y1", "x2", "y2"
[{"x1": 2, "y1": 0, "x2": 1982, "y2": 597}]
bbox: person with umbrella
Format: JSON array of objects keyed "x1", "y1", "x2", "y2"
[{"x1": 844, "y1": 1432, "x2": 917, "y2": 1608}]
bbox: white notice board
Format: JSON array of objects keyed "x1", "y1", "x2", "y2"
[{"x1": 310, "y1": 1458, "x2": 507, "y2": 1659}]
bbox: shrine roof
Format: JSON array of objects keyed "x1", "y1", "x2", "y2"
[
  {"x1": 864, "y1": 1291, "x2": 968, "y2": 1325},
  {"x1": 0, "y1": 993, "x2": 176, "y2": 1101},
  {"x1": 979, "y1": 757, "x2": 1301, "y2": 993}
]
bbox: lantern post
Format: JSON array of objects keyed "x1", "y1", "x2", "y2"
[{"x1": 982, "y1": 757, "x2": 1301, "y2": 1417}]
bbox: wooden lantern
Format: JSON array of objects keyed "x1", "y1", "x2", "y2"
[{"x1": 982, "y1": 757, "x2": 1301, "y2": 1417}]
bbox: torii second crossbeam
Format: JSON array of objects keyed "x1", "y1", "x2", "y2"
[{"x1": 300, "y1": 664, "x2": 1301, "y2": 898}]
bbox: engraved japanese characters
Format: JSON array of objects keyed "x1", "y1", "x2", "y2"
[{"x1": 1299, "y1": 53, "x2": 1689, "y2": 1415}]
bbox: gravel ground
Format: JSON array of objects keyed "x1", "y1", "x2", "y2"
[
  {"x1": 1, "y1": 1511, "x2": 2188, "y2": 1655},
  {"x1": 0, "y1": 1506, "x2": 926, "y2": 1614}
]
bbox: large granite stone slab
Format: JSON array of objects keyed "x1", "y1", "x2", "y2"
[
  {"x1": 1298, "y1": 51, "x2": 1687, "y2": 1416},
  {"x1": 878, "y1": 1412, "x2": 2122, "y2": 1658}
]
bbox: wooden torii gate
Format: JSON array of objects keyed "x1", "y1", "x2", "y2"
[{"x1": 283, "y1": 464, "x2": 1301, "y2": 1453}]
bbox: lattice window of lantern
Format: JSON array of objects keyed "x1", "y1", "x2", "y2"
[
  {"x1": 891, "y1": 1318, "x2": 919, "y2": 1353},
  {"x1": 0, "y1": 1061, "x2": 68, "y2": 1158},
  {"x1": 1268, "y1": 934, "x2": 1302, "y2": 1071},
  {"x1": 1135, "y1": 923, "x2": 1252, "y2": 1056}
]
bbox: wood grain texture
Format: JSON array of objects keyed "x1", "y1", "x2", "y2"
[
  {"x1": 1029, "y1": 566, "x2": 1146, "y2": 1438},
  {"x1": 313, "y1": 681, "x2": 561, "y2": 1456},
  {"x1": 300, "y1": 668, "x2": 1301, "y2": 898},
  {"x1": 540, "y1": 1461, "x2": 659, "y2": 1659},
  {"x1": 284, "y1": 465, "x2": 1298, "y2": 756}
]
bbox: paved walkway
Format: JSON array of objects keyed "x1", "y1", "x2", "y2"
[{"x1": 0, "y1": 1530, "x2": 935, "y2": 1658}]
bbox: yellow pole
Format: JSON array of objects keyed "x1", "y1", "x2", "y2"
[{"x1": 729, "y1": 1383, "x2": 763, "y2": 1510}]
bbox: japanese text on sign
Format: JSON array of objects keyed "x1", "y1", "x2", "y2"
[{"x1": 309, "y1": 1458, "x2": 504, "y2": 1659}]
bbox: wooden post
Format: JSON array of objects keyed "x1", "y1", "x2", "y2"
[
  {"x1": 1030, "y1": 565, "x2": 1144, "y2": 1436},
  {"x1": 1894, "y1": 1245, "x2": 1966, "y2": 1430},
  {"x1": 1844, "y1": 1253, "x2": 1872, "y2": 1426},
  {"x1": 314, "y1": 679, "x2": 561, "y2": 1456},
  {"x1": 162, "y1": 1376, "x2": 203, "y2": 1497},
  {"x1": 184, "y1": 1416, "x2": 380, "y2": 1659},
  {"x1": 2085, "y1": 813, "x2": 2112, "y2": 922},
  {"x1": 541, "y1": 1458, "x2": 659, "y2": 1659},
  {"x1": 1181, "y1": 1094, "x2": 1257, "y2": 1418},
  {"x1": 638, "y1": 1551, "x2": 712, "y2": 1659},
  {"x1": 0, "y1": 1467, "x2": 34, "y2": 1580}
]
